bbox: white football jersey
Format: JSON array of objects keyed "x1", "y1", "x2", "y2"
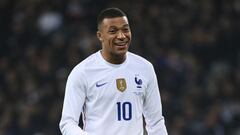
[{"x1": 59, "y1": 51, "x2": 168, "y2": 135}]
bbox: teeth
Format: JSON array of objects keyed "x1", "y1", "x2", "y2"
[{"x1": 115, "y1": 42, "x2": 127, "y2": 46}]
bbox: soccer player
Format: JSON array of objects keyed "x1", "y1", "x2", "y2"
[{"x1": 59, "y1": 7, "x2": 168, "y2": 135}]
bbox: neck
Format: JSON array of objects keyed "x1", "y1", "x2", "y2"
[{"x1": 100, "y1": 51, "x2": 126, "y2": 64}]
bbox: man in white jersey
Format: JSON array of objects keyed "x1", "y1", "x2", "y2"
[{"x1": 59, "y1": 7, "x2": 168, "y2": 135}]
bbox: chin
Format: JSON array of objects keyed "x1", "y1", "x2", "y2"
[
  {"x1": 113, "y1": 50, "x2": 127, "y2": 57},
  {"x1": 118, "y1": 48, "x2": 128, "y2": 54}
]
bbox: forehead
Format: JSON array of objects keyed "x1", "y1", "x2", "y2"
[{"x1": 101, "y1": 16, "x2": 129, "y2": 28}]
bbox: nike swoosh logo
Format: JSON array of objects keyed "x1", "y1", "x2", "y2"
[{"x1": 96, "y1": 82, "x2": 107, "y2": 87}]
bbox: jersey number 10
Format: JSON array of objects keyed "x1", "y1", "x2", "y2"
[{"x1": 117, "y1": 102, "x2": 132, "y2": 121}]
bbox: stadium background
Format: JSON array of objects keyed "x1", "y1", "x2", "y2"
[{"x1": 0, "y1": 0, "x2": 239, "y2": 134}]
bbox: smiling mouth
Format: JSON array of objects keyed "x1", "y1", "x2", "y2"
[{"x1": 114, "y1": 41, "x2": 128, "y2": 46}]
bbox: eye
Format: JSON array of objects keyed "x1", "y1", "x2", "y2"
[
  {"x1": 108, "y1": 29, "x2": 117, "y2": 34},
  {"x1": 108, "y1": 28, "x2": 118, "y2": 34},
  {"x1": 123, "y1": 27, "x2": 130, "y2": 32}
]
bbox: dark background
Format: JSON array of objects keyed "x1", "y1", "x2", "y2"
[{"x1": 0, "y1": 0, "x2": 239, "y2": 134}]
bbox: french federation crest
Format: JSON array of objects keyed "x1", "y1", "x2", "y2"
[{"x1": 116, "y1": 78, "x2": 127, "y2": 92}]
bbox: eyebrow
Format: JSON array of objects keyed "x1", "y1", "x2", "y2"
[
  {"x1": 122, "y1": 24, "x2": 130, "y2": 28},
  {"x1": 109, "y1": 24, "x2": 130, "y2": 29}
]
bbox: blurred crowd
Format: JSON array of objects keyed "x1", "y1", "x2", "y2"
[{"x1": 0, "y1": 0, "x2": 240, "y2": 135}]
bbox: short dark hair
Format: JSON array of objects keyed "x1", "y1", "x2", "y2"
[{"x1": 97, "y1": 7, "x2": 127, "y2": 30}]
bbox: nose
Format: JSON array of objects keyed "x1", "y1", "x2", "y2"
[{"x1": 117, "y1": 31, "x2": 126, "y2": 39}]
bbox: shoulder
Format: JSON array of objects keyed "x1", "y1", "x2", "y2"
[
  {"x1": 127, "y1": 52, "x2": 156, "y2": 83},
  {"x1": 127, "y1": 52, "x2": 154, "y2": 69}
]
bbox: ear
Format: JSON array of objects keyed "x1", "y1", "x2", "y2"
[{"x1": 97, "y1": 31, "x2": 102, "y2": 42}]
